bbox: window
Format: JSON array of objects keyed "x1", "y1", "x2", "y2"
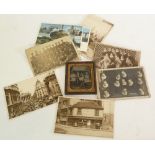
[
  {"x1": 69, "y1": 109, "x2": 72, "y2": 115},
  {"x1": 77, "y1": 108, "x2": 82, "y2": 115},
  {"x1": 95, "y1": 109, "x2": 99, "y2": 116}
]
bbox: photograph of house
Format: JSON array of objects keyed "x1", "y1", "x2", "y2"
[{"x1": 55, "y1": 97, "x2": 114, "y2": 138}]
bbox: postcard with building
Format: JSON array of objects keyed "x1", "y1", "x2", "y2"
[
  {"x1": 94, "y1": 43, "x2": 141, "y2": 69},
  {"x1": 97, "y1": 67, "x2": 150, "y2": 99},
  {"x1": 26, "y1": 36, "x2": 78, "y2": 75},
  {"x1": 81, "y1": 15, "x2": 113, "y2": 59},
  {"x1": 4, "y1": 70, "x2": 62, "y2": 119},
  {"x1": 36, "y1": 23, "x2": 90, "y2": 53},
  {"x1": 54, "y1": 97, "x2": 114, "y2": 138}
]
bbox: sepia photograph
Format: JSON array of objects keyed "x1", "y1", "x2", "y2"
[
  {"x1": 65, "y1": 61, "x2": 97, "y2": 94},
  {"x1": 81, "y1": 15, "x2": 113, "y2": 59},
  {"x1": 26, "y1": 36, "x2": 78, "y2": 75},
  {"x1": 94, "y1": 43, "x2": 141, "y2": 69},
  {"x1": 97, "y1": 67, "x2": 150, "y2": 99},
  {"x1": 36, "y1": 23, "x2": 90, "y2": 52},
  {"x1": 4, "y1": 70, "x2": 62, "y2": 119},
  {"x1": 54, "y1": 97, "x2": 114, "y2": 138}
]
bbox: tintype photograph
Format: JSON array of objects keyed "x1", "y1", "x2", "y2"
[
  {"x1": 94, "y1": 43, "x2": 141, "y2": 69},
  {"x1": 81, "y1": 15, "x2": 113, "y2": 59},
  {"x1": 54, "y1": 97, "x2": 114, "y2": 138},
  {"x1": 4, "y1": 70, "x2": 62, "y2": 119},
  {"x1": 26, "y1": 36, "x2": 78, "y2": 75},
  {"x1": 65, "y1": 61, "x2": 97, "y2": 94},
  {"x1": 97, "y1": 67, "x2": 150, "y2": 99},
  {"x1": 36, "y1": 23, "x2": 90, "y2": 52}
]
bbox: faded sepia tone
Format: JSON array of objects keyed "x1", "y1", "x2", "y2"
[
  {"x1": 55, "y1": 97, "x2": 114, "y2": 138},
  {"x1": 94, "y1": 43, "x2": 141, "y2": 69},
  {"x1": 36, "y1": 23, "x2": 90, "y2": 53},
  {"x1": 26, "y1": 36, "x2": 78, "y2": 75},
  {"x1": 81, "y1": 15, "x2": 113, "y2": 59},
  {"x1": 97, "y1": 67, "x2": 150, "y2": 99},
  {"x1": 65, "y1": 61, "x2": 97, "y2": 94},
  {"x1": 4, "y1": 70, "x2": 62, "y2": 119}
]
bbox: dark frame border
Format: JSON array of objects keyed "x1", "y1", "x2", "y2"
[{"x1": 65, "y1": 61, "x2": 97, "y2": 95}]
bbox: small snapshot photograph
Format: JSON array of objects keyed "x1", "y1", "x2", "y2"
[
  {"x1": 82, "y1": 27, "x2": 90, "y2": 43},
  {"x1": 36, "y1": 23, "x2": 90, "y2": 51},
  {"x1": 97, "y1": 67, "x2": 150, "y2": 99},
  {"x1": 94, "y1": 43, "x2": 141, "y2": 69},
  {"x1": 26, "y1": 36, "x2": 78, "y2": 75},
  {"x1": 54, "y1": 97, "x2": 114, "y2": 138},
  {"x1": 65, "y1": 61, "x2": 97, "y2": 94},
  {"x1": 79, "y1": 27, "x2": 91, "y2": 57},
  {"x1": 81, "y1": 15, "x2": 113, "y2": 59},
  {"x1": 4, "y1": 70, "x2": 62, "y2": 119}
]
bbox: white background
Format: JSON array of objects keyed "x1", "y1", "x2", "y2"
[{"x1": 0, "y1": 14, "x2": 155, "y2": 140}]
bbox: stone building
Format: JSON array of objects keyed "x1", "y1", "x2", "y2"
[
  {"x1": 44, "y1": 73, "x2": 62, "y2": 100},
  {"x1": 20, "y1": 93, "x2": 31, "y2": 103},
  {"x1": 34, "y1": 80, "x2": 48, "y2": 100},
  {"x1": 4, "y1": 84, "x2": 23, "y2": 118}
]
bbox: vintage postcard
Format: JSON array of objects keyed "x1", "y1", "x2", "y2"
[
  {"x1": 65, "y1": 61, "x2": 97, "y2": 94},
  {"x1": 36, "y1": 23, "x2": 90, "y2": 53},
  {"x1": 97, "y1": 67, "x2": 150, "y2": 99},
  {"x1": 94, "y1": 43, "x2": 141, "y2": 69},
  {"x1": 4, "y1": 70, "x2": 62, "y2": 119},
  {"x1": 81, "y1": 15, "x2": 113, "y2": 59},
  {"x1": 26, "y1": 36, "x2": 78, "y2": 75},
  {"x1": 54, "y1": 97, "x2": 114, "y2": 138}
]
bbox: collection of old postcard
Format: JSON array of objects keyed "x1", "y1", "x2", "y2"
[{"x1": 4, "y1": 15, "x2": 150, "y2": 139}]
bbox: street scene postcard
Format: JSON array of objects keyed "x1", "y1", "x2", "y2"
[
  {"x1": 4, "y1": 70, "x2": 62, "y2": 119},
  {"x1": 54, "y1": 97, "x2": 114, "y2": 138}
]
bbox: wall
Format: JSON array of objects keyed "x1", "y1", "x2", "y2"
[{"x1": 72, "y1": 108, "x2": 103, "y2": 118}]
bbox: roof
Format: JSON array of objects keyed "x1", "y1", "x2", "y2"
[
  {"x1": 68, "y1": 116, "x2": 103, "y2": 120},
  {"x1": 35, "y1": 80, "x2": 45, "y2": 88},
  {"x1": 72, "y1": 101, "x2": 103, "y2": 110},
  {"x1": 4, "y1": 84, "x2": 19, "y2": 92},
  {"x1": 20, "y1": 93, "x2": 31, "y2": 97}
]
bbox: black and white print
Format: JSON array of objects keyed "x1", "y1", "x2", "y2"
[{"x1": 97, "y1": 67, "x2": 150, "y2": 99}]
